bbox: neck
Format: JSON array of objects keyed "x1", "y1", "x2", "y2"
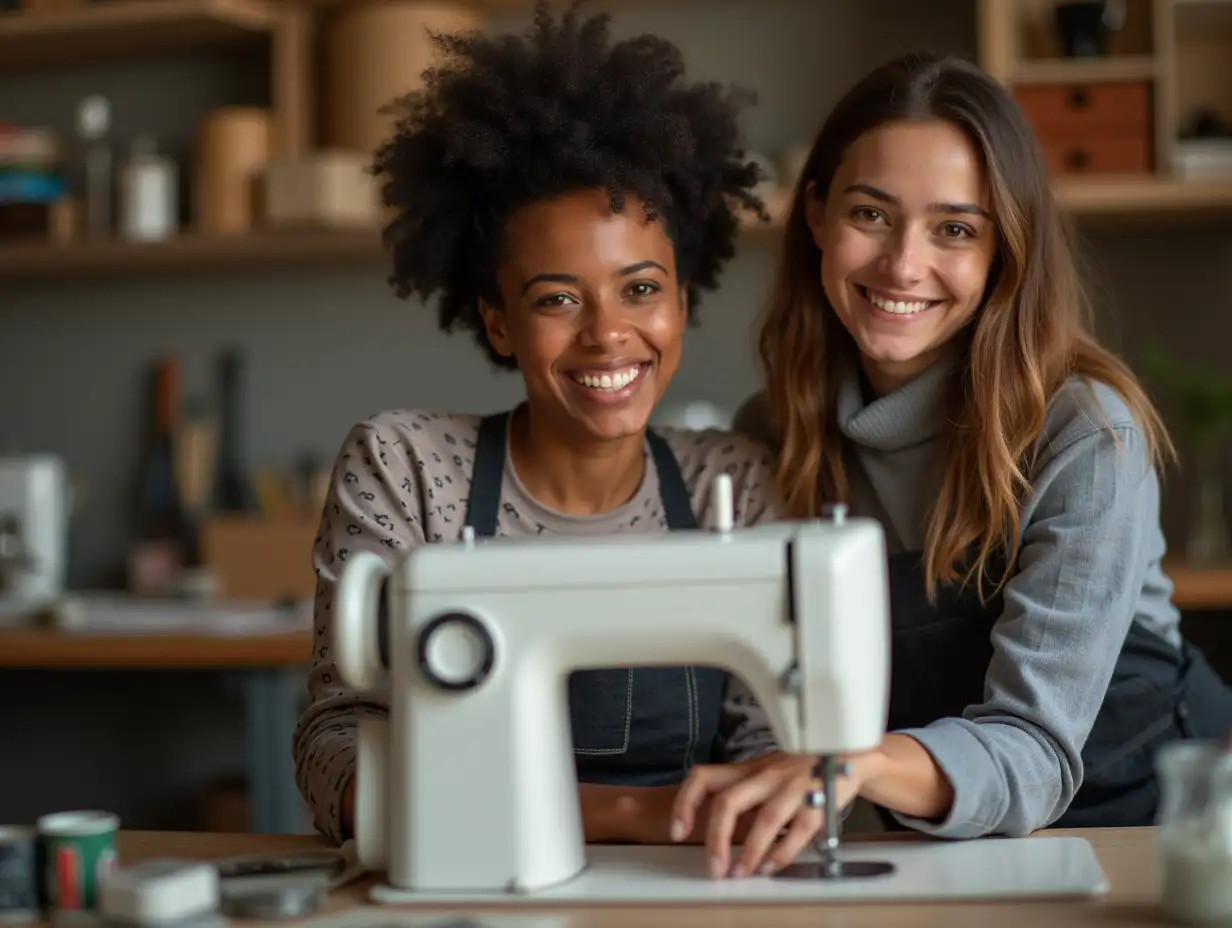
[{"x1": 507, "y1": 405, "x2": 647, "y2": 516}]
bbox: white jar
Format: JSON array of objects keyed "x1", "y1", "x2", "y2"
[
  {"x1": 1157, "y1": 740, "x2": 1232, "y2": 924},
  {"x1": 119, "y1": 136, "x2": 177, "y2": 242}
]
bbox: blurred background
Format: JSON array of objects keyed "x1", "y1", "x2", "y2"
[{"x1": 1, "y1": 0, "x2": 1231, "y2": 834}]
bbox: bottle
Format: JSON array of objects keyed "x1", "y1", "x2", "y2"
[
  {"x1": 75, "y1": 95, "x2": 112, "y2": 238},
  {"x1": 136, "y1": 356, "x2": 188, "y2": 542},
  {"x1": 211, "y1": 348, "x2": 260, "y2": 513},
  {"x1": 119, "y1": 136, "x2": 177, "y2": 243}
]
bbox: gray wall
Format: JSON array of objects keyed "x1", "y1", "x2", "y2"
[{"x1": 1, "y1": 0, "x2": 1228, "y2": 830}]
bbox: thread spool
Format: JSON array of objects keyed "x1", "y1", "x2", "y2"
[
  {"x1": 712, "y1": 474, "x2": 734, "y2": 533},
  {"x1": 196, "y1": 108, "x2": 271, "y2": 234}
]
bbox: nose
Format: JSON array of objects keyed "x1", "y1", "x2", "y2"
[
  {"x1": 578, "y1": 295, "x2": 631, "y2": 349},
  {"x1": 878, "y1": 224, "x2": 929, "y2": 287}
]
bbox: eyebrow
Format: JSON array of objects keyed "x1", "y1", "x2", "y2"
[
  {"x1": 520, "y1": 260, "x2": 667, "y2": 294},
  {"x1": 844, "y1": 182, "x2": 991, "y2": 219}
]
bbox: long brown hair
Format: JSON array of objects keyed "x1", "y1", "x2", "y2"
[{"x1": 756, "y1": 52, "x2": 1174, "y2": 599}]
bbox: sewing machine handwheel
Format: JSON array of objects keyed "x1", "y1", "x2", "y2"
[
  {"x1": 417, "y1": 611, "x2": 496, "y2": 692},
  {"x1": 774, "y1": 859, "x2": 895, "y2": 881}
]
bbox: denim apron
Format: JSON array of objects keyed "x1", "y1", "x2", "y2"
[
  {"x1": 884, "y1": 548, "x2": 1232, "y2": 829},
  {"x1": 463, "y1": 411, "x2": 729, "y2": 786}
]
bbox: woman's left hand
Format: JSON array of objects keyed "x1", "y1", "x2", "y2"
[{"x1": 670, "y1": 750, "x2": 870, "y2": 879}]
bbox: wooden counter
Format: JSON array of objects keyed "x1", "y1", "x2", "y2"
[
  {"x1": 57, "y1": 828, "x2": 1167, "y2": 926},
  {"x1": 0, "y1": 626, "x2": 311, "y2": 669}
]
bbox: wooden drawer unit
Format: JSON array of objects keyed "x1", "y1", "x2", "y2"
[{"x1": 1014, "y1": 80, "x2": 1154, "y2": 175}]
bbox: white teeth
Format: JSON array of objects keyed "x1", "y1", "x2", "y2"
[
  {"x1": 573, "y1": 365, "x2": 642, "y2": 391},
  {"x1": 865, "y1": 289, "x2": 934, "y2": 315}
]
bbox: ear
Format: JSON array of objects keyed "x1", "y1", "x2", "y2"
[
  {"x1": 479, "y1": 300, "x2": 516, "y2": 359},
  {"x1": 803, "y1": 180, "x2": 827, "y2": 251},
  {"x1": 677, "y1": 285, "x2": 689, "y2": 321}
]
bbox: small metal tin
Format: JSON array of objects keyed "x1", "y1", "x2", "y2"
[
  {"x1": 219, "y1": 878, "x2": 324, "y2": 920},
  {"x1": 0, "y1": 825, "x2": 39, "y2": 923}
]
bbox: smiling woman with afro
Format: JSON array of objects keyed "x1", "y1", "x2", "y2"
[
  {"x1": 373, "y1": 0, "x2": 767, "y2": 367},
  {"x1": 294, "y1": 0, "x2": 817, "y2": 886}
]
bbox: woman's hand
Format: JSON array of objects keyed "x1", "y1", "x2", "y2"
[{"x1": 670, "y1": 751, "x2": 869, "y2": 879}]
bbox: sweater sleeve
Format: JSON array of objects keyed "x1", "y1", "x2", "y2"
[
  {"x1": 291, "y1": 420, "x2": 427, "y2": 843},
  {"x1": 888, "y1": 423, "x2": 1156, "y2": 838}
]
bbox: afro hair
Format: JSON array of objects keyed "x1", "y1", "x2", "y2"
[{"x1": 372, "y1": 0, "x2": 767, "y2": 369}]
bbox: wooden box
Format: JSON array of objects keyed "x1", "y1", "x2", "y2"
[
  {"x1": 200, "y1": 515, "x2": 318, "y2": 604},
  {"x1": 1014, "y1": 81, "x2": 1154, "y2": 176}
]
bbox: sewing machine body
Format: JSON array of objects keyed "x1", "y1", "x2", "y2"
[{"x1": 334, "y1": 513, "x2": 891, "y2": 896}]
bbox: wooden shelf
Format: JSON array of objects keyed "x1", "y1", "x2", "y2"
[
  {"x1": 0, "y1": 227, "x2": 383, "y2": 280},
  {"x1": 1054, "y1": 175, "x2": 1232, "y2": 217},
  {"x1": 0, "y1": 0, "x2": 281, "y2": 70},
  {"x1": 1, "y1": 177, "x2": 1228, "y2": 282},
  {"x1": 0, "y1": 189, "x2": 789, "y2": 281},
  {"x1": 1168, "y1": 561, "x2": 1232, "y2": 611},
  {"x1": 1013, "y1": 55, "x2": 1158, "y2": 85}
]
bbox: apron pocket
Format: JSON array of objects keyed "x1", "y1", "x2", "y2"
[{"x1": 568, "y1": 669, "x2": 634, "y2": 755}]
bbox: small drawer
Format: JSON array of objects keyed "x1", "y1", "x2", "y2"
[
  {"x1": 1038, "y1": 133, "x2": 1153, "y2": 176},
  {"x1": 1014, "y1": 81, "x2": 1152, "y2": 135}
]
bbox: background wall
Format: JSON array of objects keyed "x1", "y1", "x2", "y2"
[{"x1": 2, "y1": 0, "x2": 1228, "y2": 830}]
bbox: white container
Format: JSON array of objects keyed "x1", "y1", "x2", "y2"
[{"x1": 119, "y1": 136, "x2": 178, "y2": 242}]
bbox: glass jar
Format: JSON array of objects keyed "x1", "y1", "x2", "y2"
[{"x1": 1157, "y1": 740, "x2": 1232, "y2": 923}]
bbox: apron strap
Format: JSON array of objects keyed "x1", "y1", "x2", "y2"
[
  {"x1": 645, "y1": 429, "x2": 698, "y2": 531},
  {"x1": 463, "y1": 411, "x2": 509, "y2": 538},
  {"x1": 463, "y1": 410, "x2": 698, "y2": 536}
]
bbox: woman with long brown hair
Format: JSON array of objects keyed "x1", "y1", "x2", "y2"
[{"x1": 670, "y1": 51, "x2": 1232, "y2": 876}]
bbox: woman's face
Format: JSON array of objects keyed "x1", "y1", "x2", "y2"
[
  {"x1": 807, "y1": 119, "x2": 999, "y2": 395},
  {"x1": 480, "y1": 189, "x2": 687, "y2": 444}
]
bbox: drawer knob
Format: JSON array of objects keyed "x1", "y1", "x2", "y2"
[
  {"x1": 1064, "y1": 149, "x2": 1091, "y2": 171},
  {"x1": 1067, "y1": 87, "x2": 1091, "y2": 108}
]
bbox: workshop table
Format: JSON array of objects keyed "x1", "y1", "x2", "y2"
[
  {"x1": 0, "y1": 627, "x2": 313, "y2": 835},
  {"x1": 31, "y1": 827, "x2": 1171, "y2": 926}
]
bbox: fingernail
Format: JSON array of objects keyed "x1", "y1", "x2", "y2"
[
  {"x1": 730, "y1": 863, "x2": 747, "y2": 879},
  {"x1": 758, "y1": 862, "x2": 776, "y2": 876},
  {"x1": 709, "y1": 856, "x2": 724, "y2": 879},
  {"x1": 670, "y1": 820, "x2": 684, "y2": 842}
]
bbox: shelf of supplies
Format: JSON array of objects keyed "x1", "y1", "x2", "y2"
[
  {"x1": 1012, "y1": 55, "x2": 1158, "y2": 85},
  {"x1": 1168, "y1": 561, "x2": 1232, "y2": 611},
  {"x1": 0, "y1": 0, "x2": 280, "y2": 71}
]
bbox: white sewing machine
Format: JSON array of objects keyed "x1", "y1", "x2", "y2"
[
  {"x1": 333, "y1": 476, "x2": 893, "y2": 895},
  {"x1": 330, "y1": 475, "x2": 1110, "y2": 907}
]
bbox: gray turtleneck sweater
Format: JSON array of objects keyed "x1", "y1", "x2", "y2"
[{"x1": 735, "y1": 355, "x2": 1182, "y2": 839}]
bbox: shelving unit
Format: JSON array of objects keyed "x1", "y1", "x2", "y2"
[{"x1": 976, "y1": 0, "x2": 1232, "y2": 216}]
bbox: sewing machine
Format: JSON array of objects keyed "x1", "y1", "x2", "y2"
[
  {"x1": 330, "y1": 475, "x2": 1110, "y2": 907},
  {"x1": 0, "y1": 454, "x2": 71, "y2": 623},
  {"x1": 333, "y1": 475, "x2": 894, "y2": 895}
]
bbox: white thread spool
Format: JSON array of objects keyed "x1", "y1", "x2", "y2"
[{"x1": 713, "y1": 474, "x2": 733, "y2": 533}]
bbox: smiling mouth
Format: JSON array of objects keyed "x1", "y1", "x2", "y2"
[
  {"x1": 856, "y1": 285, "x2": 942, "y2": 316},
  {"x1": 569, "y1": 363, "x2": 648, "y2": 392}
]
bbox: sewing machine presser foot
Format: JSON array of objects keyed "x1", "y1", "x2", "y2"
[{"x1": 773, "y1": 756, "x2": 896, "y2": 881}]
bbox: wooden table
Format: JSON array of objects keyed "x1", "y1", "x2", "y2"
[
  {"x1": 50, "y1": 828, "x2": 1171, "y2": 926},
  {"x1": 0, "y1": 626, "x2": 313, "y2": 834}
]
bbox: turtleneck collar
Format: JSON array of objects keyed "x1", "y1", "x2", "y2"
[{"x1": 836, "y1": 346, "x2": 961, "y2": 453}]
